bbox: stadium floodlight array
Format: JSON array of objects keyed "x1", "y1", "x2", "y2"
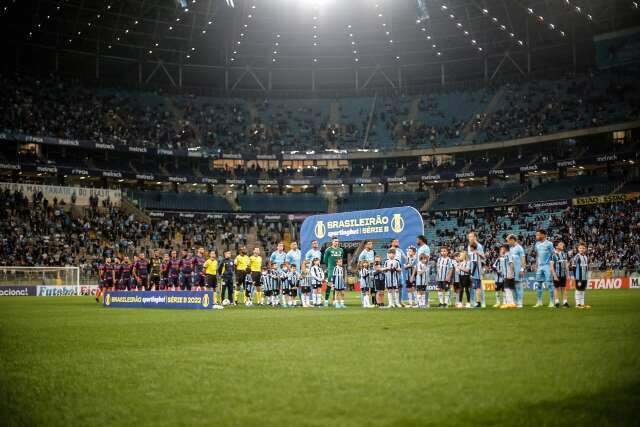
[
  {"x1": 271, "y1": 33, "x2": 281, "y2": 63},
  {"x1": 438, "y1": 3, "x2": 484, "y2": 53},
  {"x1": 561, "y1": 0, "x2": 594, "y2": 22},
  {"x1": 373, "y1": 3, "x2": 400, "y2": 61},
  {"x1": 0, "y1": 266, "x2": 80, "y2": 295},
  {"x1": 525, "y1": 6, "x2": 567, "y2": 37},
  {"x1": 478, "y1": 7, "x2": 524, "y2": 47},
  {"x1": 414, "y1": 16, "x2": 441, "y2": 56},
  {"x1": 634, "y1": 2, "x2": 639, "y2": 9},
  {"x1": 24, "y1": 2, "x2": 65, "y2": 40},
  {"x1": 312, "y1": 1, "x2": 319, "y2": 63},
  {"x1": 230, "y1": 4, "x2": 256, "y2": 63},
  {"x1": 346, "y1": 24, "x2": 360, "y2": 63}
]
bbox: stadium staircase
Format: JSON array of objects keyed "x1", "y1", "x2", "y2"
[
  {"x1": 120, "y1": 196, "x2": 151, "y2": 223},
  {"x1": 224, "y1": 191, "x2": 241, "y2": 211},
  {"x1": 463, "y1": 87, "x2": 505, "y2": 142},
  {"x1": 420, "y1": 186, "x2": 437, "y2": 212}
]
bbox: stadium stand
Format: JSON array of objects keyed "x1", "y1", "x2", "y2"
[{"x1": 238, "y1": 193, "x2": 328, "y2": 213}]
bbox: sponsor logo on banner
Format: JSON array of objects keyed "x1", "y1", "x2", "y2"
[
  {"x1": 258, "y1": 179, "x2": 279, "y2": 185},
  {"x1": 572, "y1": 192, "x2": 639, "y2": 206},
  {"x1": 523, "y1": 200, "x2": 569, "y2": 210},
  {"x1": 0, "y1": 163, "x2": 21, "y2": 170},
  {"x1": 597, "y1": 154, "x2": 617, "y2": 162},
  {"x1": 57, "y1": 138, "x2": 79, "y2": 146},
  {"x1": 264, "y1": 215, "x2": 283, "y2": 221},
  {"x1": 80, "y1": 285, "x2": 100, "y2": 296},
  {"x1": 37, "y1": 285, "x2": 78, "y2": 296},
  {"x1": 488, "y1": 169, "x2": 505, "y2": 176},
  {"x1": 421, "y1": 175, "x2": 441, "y2": 181},
  {"x1": 557, "y1": 160, "x2": 576, "y2": 168},
  {"x1": 179, "y1": 213, "x2": 195, "y2": 218},
  {"x1": 386, "y1": 177, "x2": 406, "y2": 183},
  {"x1": 207, "y1": 214, "x2": 224, "y2": 219},
  {"x1": 455, "y1": 172, "x2": 474, "y2": 179},
  {"x1": 168, "y1": 176, "x2": 188, "y2": 183},
  {"x1": 95, "y1": 143, "x2": 115, "y2": 150},
  {"x1": 222, "y1": 153, "x2": 243, "y2": 160},
  {"x1": 288, "y1": 179, "x2": 311, "y2": 185},
  {"x1": 135, "y1": 174, "x2": 154, "y2": 181},
  {"x1": 322, "y1": 179, "x2": 343, "y2": 185},
  {"x1": 227, "y1": 179, "x2": 246, "y2": 185},
  {"x1": 0, "y1": 286, "x2": 37, "y2": 296},
  {"x1": 36, "y1": 166, "x2": 58, "y2": 173},
  {"x1": 102, "y1": 170, "x2": 123, "y2": 178},
  {"x1": 257, "y1": 154, "x2": 277, "y2": 160},
  {"x1": 128, "y1": 146, "x2": 147, "y2": 153},
  {"x1": 355, "y1": 178, "x2": 373, "y2": 184},
  {"x1": 201, "y1": 177, "x2": 218, "y2": 184},
  {"x1": 157, "y1": 148, "x2": 174, "y2": 156},
  {"x1": 520, "y1": 164, "x2": 538, "y2": 172},
  {"x1": 25, "y1": 135, "x2": 44, "y2": 143},
  {"x1": 104, "y1": 291, "x2": 214, "y2": 309},
  {"x1": 630, "y1": 276, "x2": 640, "y2": 289},
  {"x1": 314, "y1": 221, "x2": 327, "y2": 238},
  {"x1": 72, "y1": 168, "x2": 89, "y2": 175},
  {"x1": 587, "y1": 277, "x2": 629, "y2": 289},
  {"x1": 149, "y1": 211, "x2": 165, "y2": 217}
]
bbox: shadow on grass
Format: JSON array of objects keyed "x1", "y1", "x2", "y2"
[{"x1": 387, "y1": 381, "x2": 640, "y2": 427}]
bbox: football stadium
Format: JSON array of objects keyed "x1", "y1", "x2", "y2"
[{"x1": 1, "y1": 0, "x2": 640, "y2": 426}]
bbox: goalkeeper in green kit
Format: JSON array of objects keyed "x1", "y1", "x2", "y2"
[{"x1": 322, "y1": 238, "x2": 344, "y2": 307}]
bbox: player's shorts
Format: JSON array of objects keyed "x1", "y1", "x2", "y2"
[
  {"x1": 138, "y1": 276, "x2": 149, "y2": 290},
  {"x1": 575, "y1": 280, "x2": 588, "y2": 291},
  {"x1": 360, "y1": 285, "x2": 370, "y2": 293},
  {"x1": 495, "y1": 280, "x2": 505, "y2": 292},
  {"x1": 452, "y1": 280, "x2": 461, "y2": 290},
  {"x1": 405, "y1": 279, "x2": 415, "y2": 288},
  {"x1": 416, "y1": 284, "x2": 427, "y2": 291},
  {"x1": 436, "y1": 281, "x2": 450, "y2": 291},
  {"x1": 385, "y1": 281, "x2": 398, "y2": 289},
  {"x1": 312, "y1": 282, "x2": 323, "y2": 289},
  {"x1": 290, "y1": 288, "x2": 297, "y2": 297},
  {"x1": 333, "y1": 282, "x2": 346, "y2": 291},
  {"x1": 206, "y1": 274, "x2": 217, "y2": 289},
  {"x1": 375, "y1": 279, "x2": 386, "y2": 292},
  {"x1": 169, "y1": 275, "x2": 179, "y2": 288},
  {"x1": 150, "y1": 274, "x2": 160, "y2": 287},
  {"x1": 236, "y1": 272, "x2": 246, "y2": 287},
  {"x1": 120, "y1": 278, "x2": 132, "y2": 290},
  {"x1": 193, "y1": 274, "x2": 206, "y2": 287},
  {"x1": 504, "y1": 278, "x2": 515, "y2": 289},
  {"x1": 101, "y1": 278, "x2": 113, "y2": 289},
  {"x1": 535, "y1": 265, "x2": 553, "y2": 283},
  {"x1": 471, "y1": 278, "x2": 482, "y2": 290},
  {"x1": 553, "y1": 278, "x2": 566, "y2": 288},
  {"x1": 300, "y1": 286, "x2": 311, "y2": 294},
  {"x1": 181, "y1": 274, "x2": 192, "y2": 289},
  {"x1": 251, "y1": 272, "x2": 261, "y2": 286},
  {"x1": 459, "y1": 275, "x2": 471, "y2": 288}
]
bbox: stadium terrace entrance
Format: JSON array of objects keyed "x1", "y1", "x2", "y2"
[{"x1": 300, "y1": 207, "x2": 425, "y2": 256}]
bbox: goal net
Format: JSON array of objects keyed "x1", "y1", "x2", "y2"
[{"x1": 0, "y1": 267, "x2": 81, "y2": 295}]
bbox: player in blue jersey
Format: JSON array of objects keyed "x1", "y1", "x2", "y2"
[
  {"x1": 534, "y1": 229, "x2": 555, "y2": 308},
  {"x1": 507, "y1": 234, "x2": 526, "y2": 308},
  {"x1": 467, "y1": 232, "x2": 486, "y2": 307}
]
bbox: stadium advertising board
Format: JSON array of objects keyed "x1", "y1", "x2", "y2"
[
  {"x1": 37, "y1": 285, "x2": 79, "y2": 296},
  {"x1": 103, "y1": 291, "x2": 215, "y2": 309},
  {"x1": 0, "y1": 182, "x2": 122, "y2": 206},
  {"x1": 572, "y1": 192, "x2": 639, "y2": 206},
  {"x1": 300, "y1": 206, "x2": 424, "y2": 254},
  {"x1": 0, "y1": 286, "x2": 37, "y2": 297}
]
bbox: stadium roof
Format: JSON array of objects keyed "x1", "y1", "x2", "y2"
[{"x1": 2, "y1": 0, "x2": 639, "y2": 94}]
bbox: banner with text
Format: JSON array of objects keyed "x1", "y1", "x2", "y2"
[
  {"x1": 0, "y1": 182, "x2": 122, "y2": 206},
  {"x1": 104, "y1": 291, "x2": 215, "y2": 309}
]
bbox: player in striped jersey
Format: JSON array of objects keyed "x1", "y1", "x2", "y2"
[
  {"x1": 415, "y1": 253, "x2": 430, "y2": 308},
  {"x1": 373, "y1": 256, "x2": 386, "y2": 307},
  {"x1": 384, "y1": 249, "x2": 402, "y2": 308},
  {"x1": 491, "y1": 246, "x2": 509, "y2": 307},
  {"x1": 243, "y1": 268, "x2": 254, "y2": 306},
  {"x1": 299, "y1": 260, "x2": 313, "y2": 308},
  {"x1": 451, "y1": 252, "x2": 461, "y2": 307},
  {"x1": 571, "y1": 243, "x2": 590, "y2": 309},
  {"x1": 456, "y1": 251, "x2": 471, "y2": 308},
  {"x1": 331, "y1": 258, "x2": 347, "y2": 308},
  {"x1": 551, "y1": 241, "x2": 570, "y2": 308},
  {"x1": 260, "y1": 266, "x2": 271, "y2": 306},
  {"x1": 499, "y1": 245, "x2": 517, "y2": 308},
  {"x1": 279, "y1": 262, "x2": 290, "y2": 307},
  {"x1": 435, "y1": 247, "x2": 454, "y2": 307},
  {"x1": 359, "y1": 260, "x2": 374, "y2": 308},
  {"x1": 310, "y1": 258, "x2": 325, "y2": 307},
  {"x1": 404, "y1": 246, "x2": 418, "y2": 308},
  {"x1": 287, "y1": 264, "x2": 300, "y2": 307}
]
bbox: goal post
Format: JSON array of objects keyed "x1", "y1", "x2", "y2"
[{"x1": 0, "y1": 266, "x2": 81, "y2": 295}]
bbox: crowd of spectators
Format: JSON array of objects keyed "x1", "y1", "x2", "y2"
[{"x1": 2, "y1": 67, "x2": 637, "y2": 154}]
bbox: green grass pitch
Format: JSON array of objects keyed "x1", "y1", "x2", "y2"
[{"x1": 1, "y1": 290, "x2": 639, "y2": 427}]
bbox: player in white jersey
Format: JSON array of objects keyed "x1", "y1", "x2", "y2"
[
  {"x1": 299, "y1": 260, "x2": 313, "y2": 308},
  {"x1": 456, "y1": 251, "x2": 472, "y2": 308},
  {"x1": 384, "y1": 248, "x2": 402, "y2": 308},
  {"x1": 551, "y1": 241, "x2": 570, "y2": 308},
  {"x1": 404, "y1": 246, "x2": 418, "y2": 308},
  {"x1": 491, "y1": 245, "x2": 509, "y2": 307},
  {"x1": 499, "y1": 245, "x2": 517, "y2": 308}
]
